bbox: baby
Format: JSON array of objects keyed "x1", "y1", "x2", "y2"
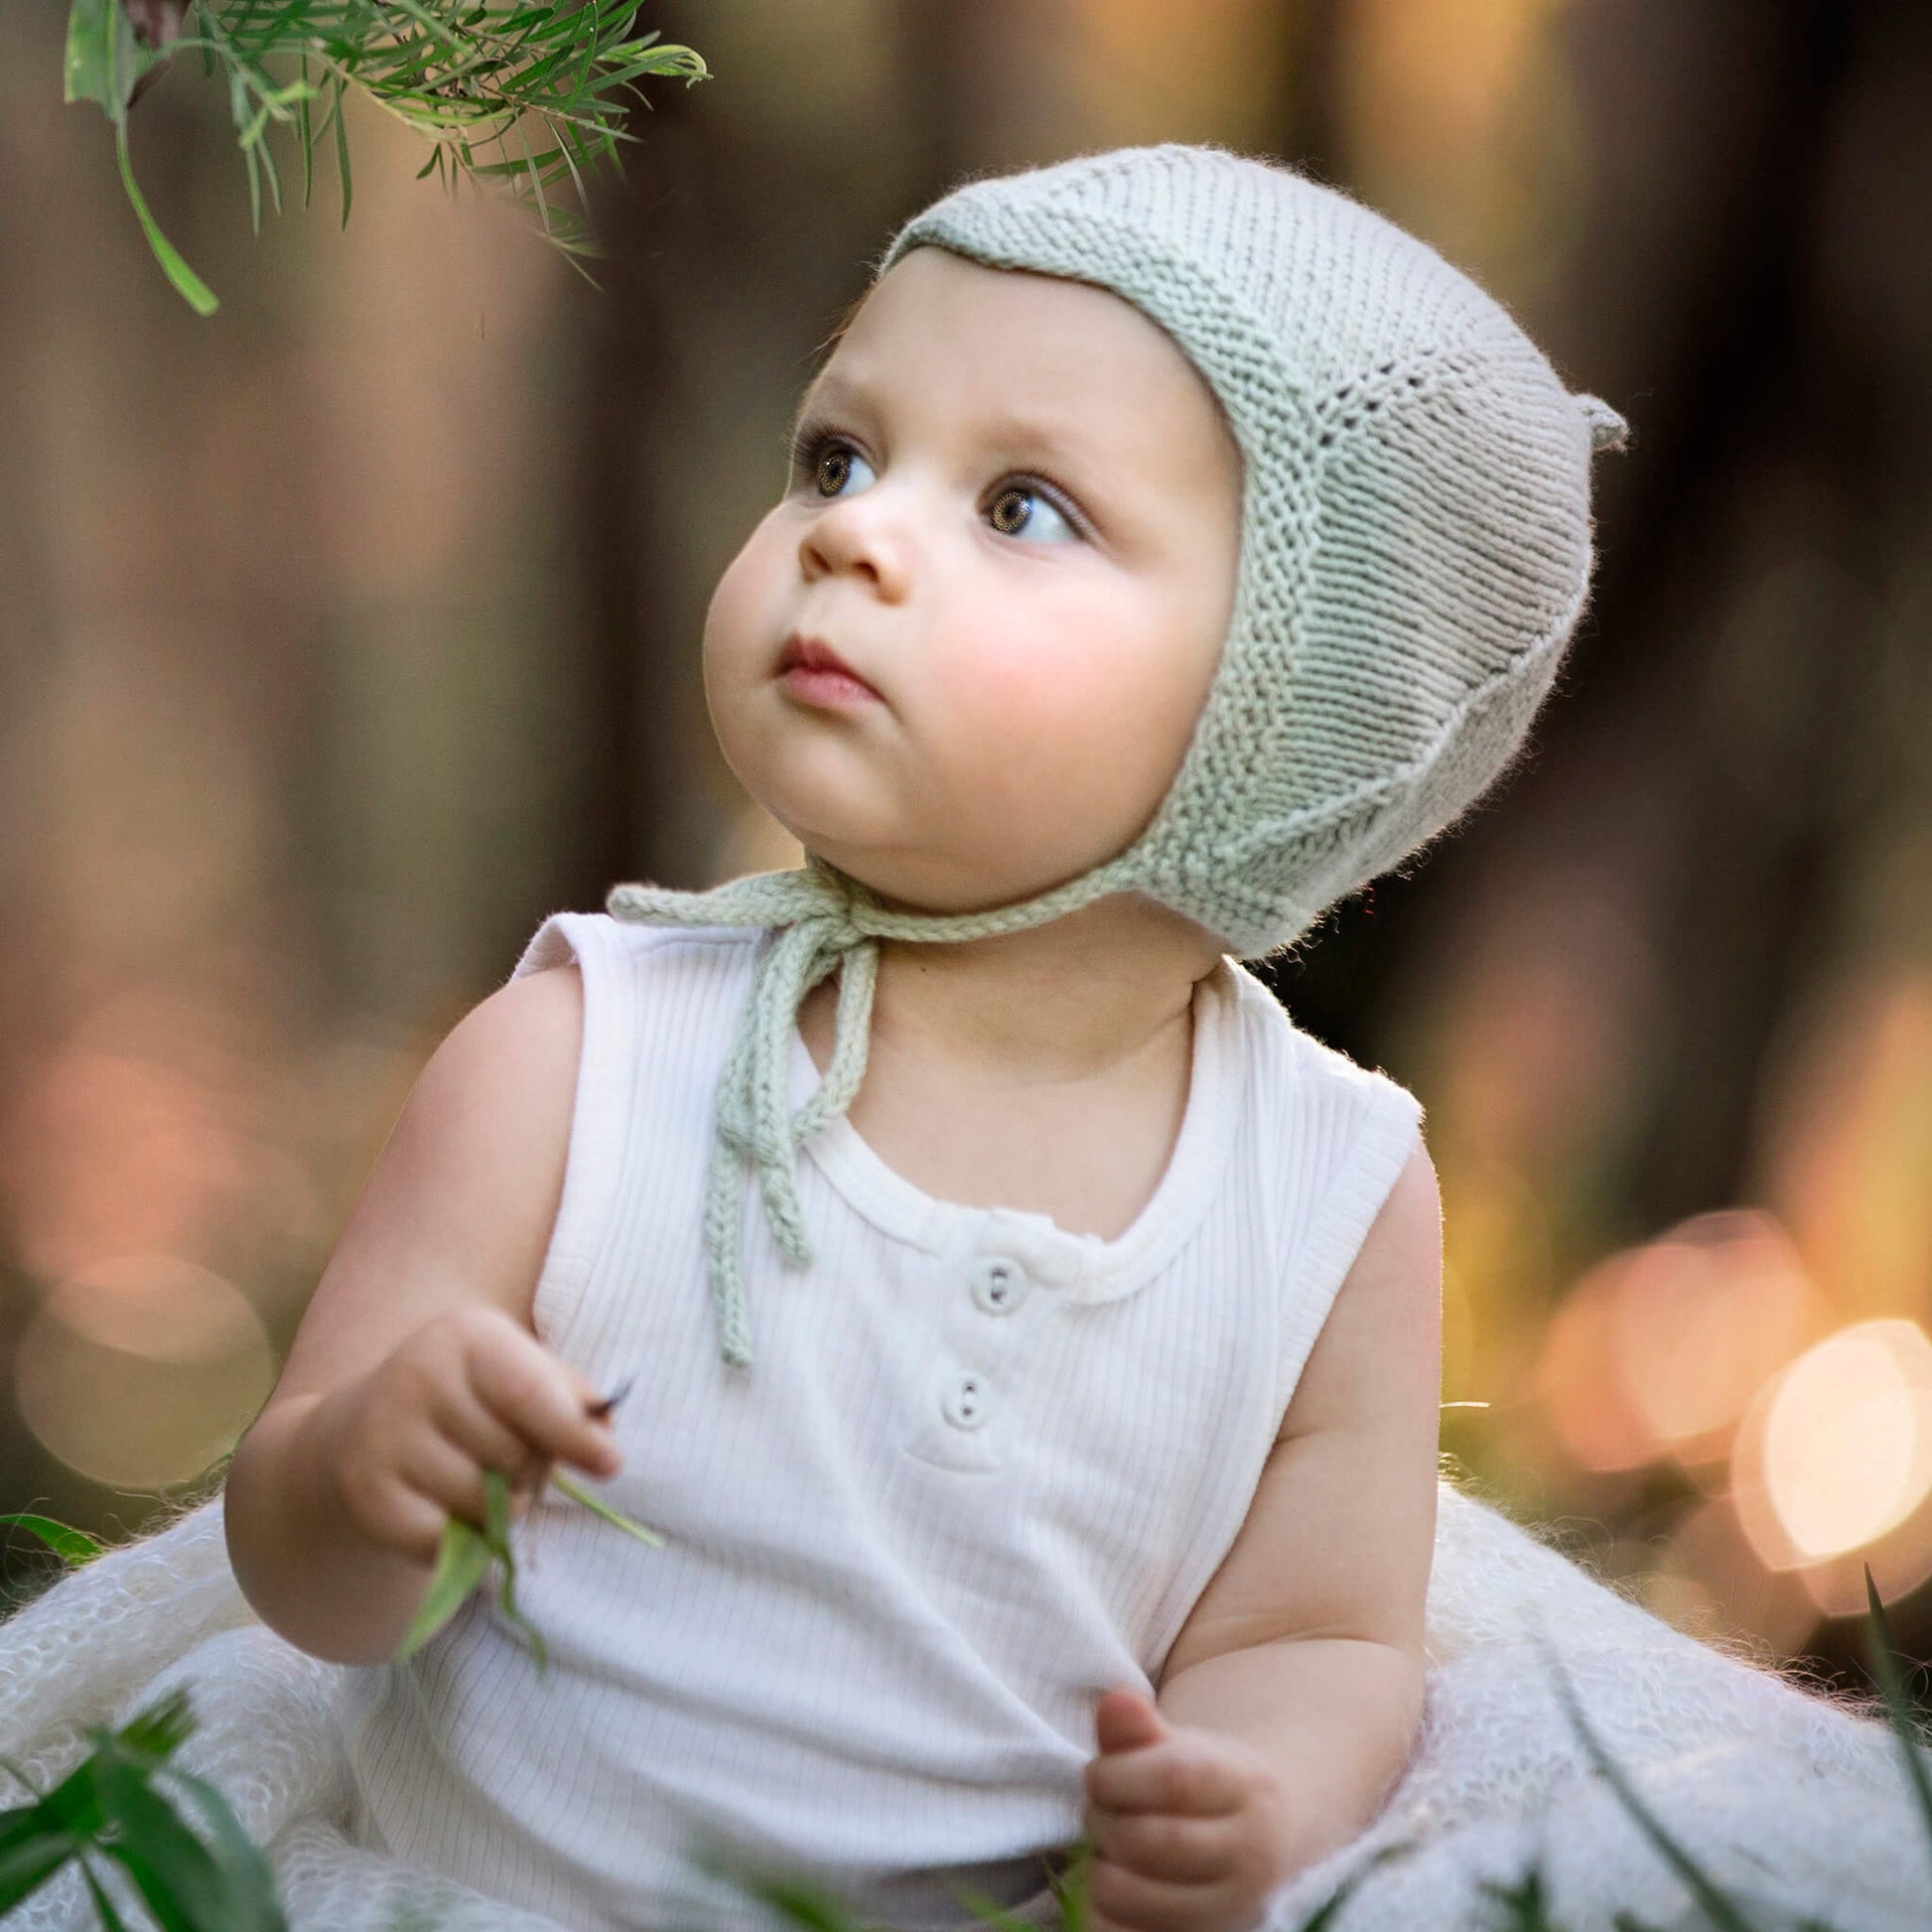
[{"x1": 223, "y1": 144, "x2": 1624, "y2": 1932}]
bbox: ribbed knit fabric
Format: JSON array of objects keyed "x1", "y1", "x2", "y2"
[
  {"x1": 340, "y1": 910, "x2": 1423, "y2": 1932},
  {"x1": 611, "y1": 142, "x2": 1629, "y2": 1368}
]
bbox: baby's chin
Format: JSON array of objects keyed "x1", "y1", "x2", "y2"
[
  {"x1": 742, "y1": 767, "x2": 1136, "y2": 913},
  {"x1": 785, "y1": 834, "x2": 1120, "y2": 921}
]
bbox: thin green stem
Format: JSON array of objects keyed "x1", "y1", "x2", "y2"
[{"x1": 114, "y1": 120, "x2": 219, "y2": 315}]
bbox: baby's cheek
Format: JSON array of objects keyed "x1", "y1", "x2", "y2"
[
  {"x1": 943, "y1": 640, "x2": 1159, "y2": 812},
  {"x1": 704, "y1": 531, "x2": 782, "y2": 672}
]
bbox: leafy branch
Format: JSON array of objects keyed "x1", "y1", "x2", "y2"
[{"x1": 62, "y1": 0, "x2": 711, "y2": 314}]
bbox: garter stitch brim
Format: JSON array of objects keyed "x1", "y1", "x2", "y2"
[
  {"x1": 874, "y1": 141, "x2": 1628, "y2": 956},
  {"x1": 608, "y1": 143, "x2": 1629, "y2": 1367}
]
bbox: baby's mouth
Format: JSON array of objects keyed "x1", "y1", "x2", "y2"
[{"x1": 777, "y1": 632, "x2": 885, "y2": 706}]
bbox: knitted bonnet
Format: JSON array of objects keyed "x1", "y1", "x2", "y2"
[{"x1": 606, "y1": 142, "x2": 1629, "y2": 1369}]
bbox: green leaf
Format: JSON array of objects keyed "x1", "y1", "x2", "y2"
[
  {"x1": 482, "y1": 1469, "x2": 548, "y2": 1672},
  {"x1": 333, "y1": 73, "x2": 353, "y2": 228},
  {"x1": 115, "y1": 122, "x2": 219, "y2": 315},
  {"x1": 1863, "y1": 1565, "x2": 1932, "y2": 1876},
  {"x1": 78, "y1": 1854, "x2": 138, "y2": 1932},
  {"x1": 397, "y1": 1513, "x2": 494, "y2": 1660},
  {"x1": 0, "y1": 1825, "x2": 80, "y2": 1911},
  {"x1": 1289, "y1": 1841, "x2": 1418, "y2": 1932},
  {"x1": 0, "y1": 1689, "x2": 285, "y2": 1929},
  {"x1": 91, "y1": 1748, "x2": 233, "y2": 1932},
  {"x1": 10, "y1": 1753, "x2": 106, "y2": 1842},
  {"x1": 740, "y1": 1870, "x2": 873, "y2": 1930},
  {"x1": 297, "y1": 52, "x2": 315, "y2": 207},
  {"x1": 1541, "y1": 1642, "x2": 1757, "y2": 1932},
  {"x1": 549, "y1": 1470, "x2": 664, "y2": 1547},
  {"x1": 64, "y1": 0, "x2": 155, "y2": 121},
  {"x1": 0, "y1": 1511, "x2": 106, "y2": 1568},
  {"x1": 1478, "y1": 1868, "x2": 1566, "y2": 1931},
  {"x1": 159, "y1": 1762, "x2": 288, "y2": 1932},
  {"x1": 951, "y1": 1887, "x2": 1041, "y2": 1930},
  {"x1": 115, "y1": 1687, "x2": 198, "y2": 1765}
]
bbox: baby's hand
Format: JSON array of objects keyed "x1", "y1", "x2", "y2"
[
  {"x1": 1081, "y1": 1688, "x2": 1290, "y2": 1932},
  {"x1": 317, "y1": 1306, "x2": 624, "y2": 1568}
]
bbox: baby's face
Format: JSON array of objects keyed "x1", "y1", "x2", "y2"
[{"x1": 703, "y1": 244, "x2": 1243, "y2": 913}]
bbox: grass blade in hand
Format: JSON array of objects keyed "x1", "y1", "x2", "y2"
[
  {"x1": 485, "y1": 1467, "x2": 547, "y2": 1672},
  {"x1": 397, "y1": 1513, "x2": 493, "y2": 1659},
  {"x1": 549, "y1": 1471, "x2": 663, "y2": 1547}
]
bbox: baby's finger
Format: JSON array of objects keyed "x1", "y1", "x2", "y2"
[
  {"x1": 1083, "y1": 1804, "x2": 1235, "y2": 1884},
  {"x1": 430, "y1": 1383, "x2": 550, "y2": 1490},
  {"x1": 1086, "y1": 1854, "x2": 1241, "y2": 1931},
  {"x1": 397, "y1": 1430, "x2": 504, "y2": 1534},
  {"x1": 465, "y1": 1328, "x2": 621, "y2": 1476},
  {"x1": 1084, "y1": 1738, "x2": 1245, "y2": 1817}
]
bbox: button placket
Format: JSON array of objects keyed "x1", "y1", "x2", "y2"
[{"x1": 900, "y1": 1229, "x2": 1068, "y2": 1473}]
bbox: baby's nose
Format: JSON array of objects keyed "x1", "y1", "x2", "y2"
[{"x1": 802, "y1": 505, "x2": 910, "y2": 598}]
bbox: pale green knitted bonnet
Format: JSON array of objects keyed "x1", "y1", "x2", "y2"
[{"x1": 607, "y1": 142, "x2": 1629, "y2": 1369}]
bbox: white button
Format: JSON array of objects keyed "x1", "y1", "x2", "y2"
[
  {"x1": 941, "y1": 1373, "x2": 991, "y2": 1431},
  {"x1": 971, "y1": 1257, "x2": 1030, "y2": 1314}
]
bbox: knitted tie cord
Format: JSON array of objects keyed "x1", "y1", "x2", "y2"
[
  {"x1": 615, "y1": 143, "x2": 1629, "y2": 1368},
  {"x1": 606, "y1": 852, "x2": 1146, "y2": 1367}
]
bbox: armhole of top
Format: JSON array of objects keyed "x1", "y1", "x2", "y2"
[
  {"x1": 506, "y1": 911, "x2": 640, "y2": 1361},
  {"x1": 1271, "y1": 1069, "x2": 1426, "y2": 1427}
]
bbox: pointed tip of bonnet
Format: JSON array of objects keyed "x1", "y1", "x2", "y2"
[{"x1": 1575, "y1": 392, "x2": 1631, "y2": 454}]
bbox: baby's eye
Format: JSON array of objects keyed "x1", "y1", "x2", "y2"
[
  {"x1": 988, "y1": 483, "x2": 1080, "y2": 546},
  {"x1": 801, "y1": 437, "x2": 875, "y2": 501}
]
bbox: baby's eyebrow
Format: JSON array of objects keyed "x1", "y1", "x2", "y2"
[
  {"x1": 970, "y1": 409, "x2": 1110, "y2": 475},
  {"x1": 794, "y1": 373, "x2": 1111, "y2": 476},
  {"x1": 791, "y1": 369, "x2": 868, "y2": 434}
]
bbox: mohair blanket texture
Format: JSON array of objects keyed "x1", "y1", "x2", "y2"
[{"x1": 1, "y1": 1479, "x2": 1925, "y2": 1931}]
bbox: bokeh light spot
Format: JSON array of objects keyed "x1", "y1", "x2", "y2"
[
  {"x1": 1538, "y1": 1210, "x2": 1825, "y2": 1472},
  {"x1": 1757, "y1": 1320, "x2": 1932, "y2": 1562},
  {"x1": 14, "y1": 1255, "x2": 275, "y2": 1490}
]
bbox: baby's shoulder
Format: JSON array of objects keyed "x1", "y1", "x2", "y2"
[
  {"x1": 507, "y1": 908, "x2": 763, "y2": 992},
  {"x1": 1219, "y1": 958, "x2": 1424, "y2": 1125}
]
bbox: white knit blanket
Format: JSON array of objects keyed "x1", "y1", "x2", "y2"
[{"x1": 1, "y1": 1480, "x2": 1925, "y2": 1931}]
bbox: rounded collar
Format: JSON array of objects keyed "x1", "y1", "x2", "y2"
[{"x1": 785, "y1": 960, "x2": 1245, "y2": 1305}]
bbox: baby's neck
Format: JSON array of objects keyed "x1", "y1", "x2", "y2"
[
  {"x1": 795, "y1": 897, "x2": 1225, "y2": 1238},
  {"x1": 804, "y1": 897, "x2": 1224, "y2": 1087}
]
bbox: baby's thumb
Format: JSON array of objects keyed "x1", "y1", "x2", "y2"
[{"x1": 1094, "y1": 1686, "x2": 1168, "y2": 1757}]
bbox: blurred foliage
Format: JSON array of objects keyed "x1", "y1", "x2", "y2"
[
  {"x1": 0, "y1": 1686, "x2": 284, "y2": 1931},
  {"x1": 63, "y1": 0, "x2": 710, "y2": 311}
]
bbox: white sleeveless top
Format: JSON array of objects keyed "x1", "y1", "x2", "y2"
[{"x1": 343, "y1": 913, "x2": 1425, "y2": 1931}]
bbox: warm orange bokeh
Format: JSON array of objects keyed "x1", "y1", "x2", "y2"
[{"x1": 1537, "y1": 1211, "x2": 1829, "y2": 1475}]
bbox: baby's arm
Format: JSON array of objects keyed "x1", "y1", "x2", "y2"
[
  {"x1": 1082, "y1": 1140, "x2": 1442, "y2": 1932},
  {"x1": 223, "y1": 964, "x2": 621, "y2": 1666}
]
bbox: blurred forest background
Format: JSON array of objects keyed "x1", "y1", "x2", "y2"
[{"x1": 2, "y1": 0, "x2": 1931, "y2": 1703}]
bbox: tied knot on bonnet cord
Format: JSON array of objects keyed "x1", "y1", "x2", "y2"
[{"x1": 607, "y1": 853, "x2": 1111, "y2": 1368}]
